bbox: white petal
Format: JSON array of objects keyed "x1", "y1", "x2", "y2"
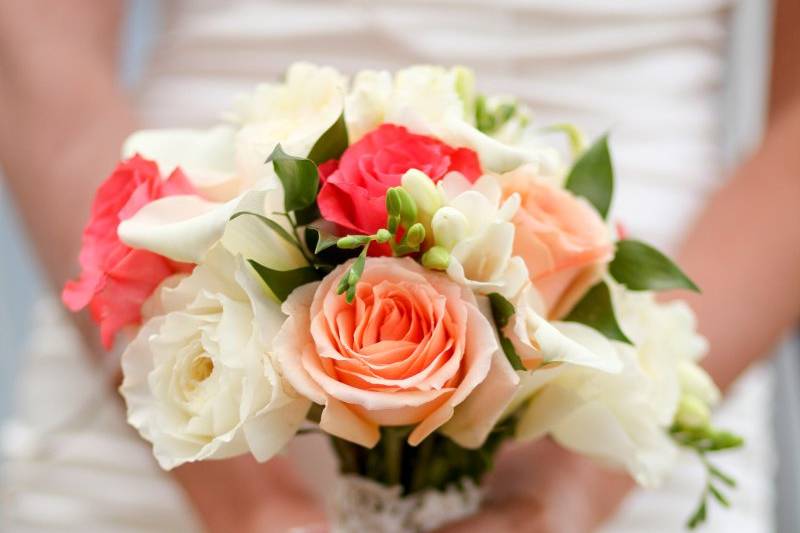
[
  {"x1": 119, "y1": 195, "x2": 239, "y2": 263},
  {"x1": 123, "y1": 126, "x2": 241, "y2": 202}
]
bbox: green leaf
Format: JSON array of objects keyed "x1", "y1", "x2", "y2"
[
  {"x1": 267, "y1": 144, "x2": 320, "y2": 213},
  {"x1": 307, "y1": 112, "x2": 349, "y2": 165},
  {"x1": 230, "y1": 211, "x2": 297, "y2": 247},
  {"x1": 488, "y1": 293, "x2": 515, "y2": 328},
  {"x1": 565, "y1": 134, "x2": 614, "y2": 218},
  {"x1": 563, "y1": 281, "x2": 632, "y2": 344},
  {"x1": 488, "y1": 293, "x2": 526, "y2": 371},
  {"x1": 307, "y1": 219, "x2": 344, "y2": 254},
  {"x1": 708, "y1": 464, "x2": 737, "y2": 488},
  {"x1": 610, "y1": 239, "x2": 700, "y2": 292},
  {"x1": 294, "y1": 203, "x2": 321, "y2": 226},
  {"x1": 708, "y1": 484, "x2": 730, "y2": 507},
  {"x1": 248, "y1": 260, "x2": 320, "y2": 302},
  {"x1": 499, "y1": 336, "x2": 526, "y2": 371},
  {"x1": 687, "y1": 499, "x2": 707, "y2": 529}
]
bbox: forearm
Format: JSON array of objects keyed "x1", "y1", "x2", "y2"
[
  {"x1": 0, "y1": 0, "x2": 134, "y2": 291},
  {"x1": 676, "y1": 99, "x2": 800, "y2": 390}
]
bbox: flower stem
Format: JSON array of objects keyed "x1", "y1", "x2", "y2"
[{"x1": 384, "y1": 428, "x2": 404, "y2": 487}]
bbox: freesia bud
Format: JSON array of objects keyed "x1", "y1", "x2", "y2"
[
  {"x1": 422, "y1": 246, "x2": 451, "y2": 270},
  {"x1": 375, "y1": 228, "x2": 392, "y2": 243},
  {"x1": 385, "y1": 188, "x2": 402, "y2": 217},
  {"x1": 678, "y1": 362, "x2": 720, "y2": 407},
  {"x1": 337, "y1": 235, "x2": 370, "y2": 249},
  {"x1": 431, "y1": 207, "x2": 469, "y2": 250},
  {"x1": 402, "y1": 170, "x2": 442, "y2": 217},
  {"x1": 405, "y1": 223, "x2": 426, "y2": 248},
  {"x1": 675, "y1": 393, "x2": 711, "y2": 429}
]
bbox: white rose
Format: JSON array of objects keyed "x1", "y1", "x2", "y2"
[
  {"x1": 346, "y1": 69, "x2": 393, "y2": 141},
  {"x1": 119, "y1": 62, "x2": 345, "y2": 263},
  {"x1": 120, "y1": 246, "x2": 310, "y2": 470},
  {"x1": 428, "y1": 172, "x2": 528, "y2": 299},
  {"x1": 514, "y1": 287, "x2": 710, "y2": 487}
]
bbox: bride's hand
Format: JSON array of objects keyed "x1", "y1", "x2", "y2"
[
  {"x1": 172, "y1": 454, "x2": 327, "y2": 533},
  {"x1": 434, "y1": 438, "x2": 635, "y2": 533}
]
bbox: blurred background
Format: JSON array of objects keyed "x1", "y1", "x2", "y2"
[{"x1": 0, "y1": 0, "x2": 797, "y2": 531}]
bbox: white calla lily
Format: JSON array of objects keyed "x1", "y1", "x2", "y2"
[
  {"x1": 122, "y1": 126, "x2": 240, "y2": 202},
  {"x1": 119, "y1": 62, "x2": 346, "y2": 263},
  {"x1": 118, "y1": 195, "x2": 240, "y2": 263}
]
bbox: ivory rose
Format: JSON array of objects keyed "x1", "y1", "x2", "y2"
[
  {"x1": 500, "y1": 165, "x2": 613, "y2": 318},
  {"x1": 62, "y1": 156, "x2": 195, "y2": 348},
  {"x1": 274, "y1": 257, "x2": 519, "y2": 448},
  {"x1": 120, "y1": 246, "x2": 310, "y2": 470}
]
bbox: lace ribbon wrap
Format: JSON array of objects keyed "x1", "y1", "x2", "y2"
[{"x1": 330, "y1": 475, "x2": 483, "y2": 533}]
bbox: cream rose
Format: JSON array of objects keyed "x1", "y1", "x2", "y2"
[
  {"x1": 500, "y1": 165, "x2": 614, "y2": 319},
  {"x1": 120, "y1": 246, "x2": 310, "y2": 470},
  {"x1": 274, "y1": 257, "x2": 519, "y2": 449}
]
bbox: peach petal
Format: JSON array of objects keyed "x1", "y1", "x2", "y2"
[{"x1": 320, "y1": 398, "x2": 380, "y2": 448}]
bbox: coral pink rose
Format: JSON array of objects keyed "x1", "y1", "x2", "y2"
[
  {"x1": 62, "y1": 156, "x2": 195, "y2": 349},
  {"x1": 501, "y1": 166, "x2": 614, "y2": 319},
  {"x1": 274, "y1": 257, "x2": 518, "y2": 448},
  {"x1": 317, "y1": 124, "x2": 482, "y2": 251}
]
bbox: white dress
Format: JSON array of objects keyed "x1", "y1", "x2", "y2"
[{"x1": 1, "y1": 1, "x2": 775, "y2": 531}]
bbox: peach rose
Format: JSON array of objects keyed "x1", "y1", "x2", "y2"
[
  {"x1": 274, "y1": 257, "x2": 519, "y2": 448},
  {"x1": 500, "y1": 166, "x2": 613, "y2": 319}
]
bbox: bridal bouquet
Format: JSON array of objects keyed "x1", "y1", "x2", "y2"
[{"x1": 63, "y1": 63, "x2": 742, "y2": 531}]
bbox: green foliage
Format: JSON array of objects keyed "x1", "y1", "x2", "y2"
[
  {"x1": 475, "y1": 94, "x2": 518, "y2": 134},
  {"x1": 229, "y1": 211, "x2": 297, "y2": 247},
  {"x1": 564, "y1": 134, "x2": 614, "y2": 218},
  {"x1": 306, "y1": 220, "x2": 343, "y2": 254},
  {"x1": 266, "y1": 144, "x2": 320, "y2": 213},
  {"x1": 671, "y1": 423, "x2": 744, "y2": 529},
  {"x1": 248, "y1": 259, "x2": 321, "y2": 302},
  {"x1": 336, "y1": 246, "x2": 368, "y2": 303},
  {"x1": 563, "y1": 281, "x2": 632, "y2": 344},
  {"x1": 488, "y1": 293, "x2": 526, "y2": 371},
  {"x1": 327, "y1": 415, "x2": 520, "y2": 495},
  {"x1": 307, "y1": 112, "x2": 349, "y2": 165},
  {"x1": 610, "y1": 239, "x2": 700, "y2": 292}
]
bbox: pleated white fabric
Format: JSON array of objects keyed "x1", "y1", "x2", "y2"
[{"x1": 1, "y1": 0, "x2": 774, "y2": 531}]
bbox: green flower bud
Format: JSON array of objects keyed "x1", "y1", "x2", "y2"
[
  {"x1": 405, "y1": 223, "x2": 426, "y2": 248},
  {"x1": 337, "y1": 235, "x2": 369, "y2": 249},
  {"x1": 387, "y1": 215, "x2": 399, "y2": 234},
  {"x1": 375, "y1": 228, "x2": 392, "y2": 244},
  {"x1": 394, "y1": 187, "x2": 418, "y2": 228},
  {"x1": 422, "y1": 246, "x2": 451, "y2": 271},
  {"x1": 676, "y1": 393, "x2": 711, "y2": 429},
  {"x1": 385, "y1": 188, "x2": 402, "y2": 217},
  {"x1": 452, "y1": 66, "x2": 476, "y2": 120}
]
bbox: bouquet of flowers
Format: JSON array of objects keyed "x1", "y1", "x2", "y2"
[{"x1": 63, "y1": 63, "x2": 743, "y2": 531}]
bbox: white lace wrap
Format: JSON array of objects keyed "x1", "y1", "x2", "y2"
[{"x1": 330, "y1": 475, "x2": 483, "y2": 533}]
